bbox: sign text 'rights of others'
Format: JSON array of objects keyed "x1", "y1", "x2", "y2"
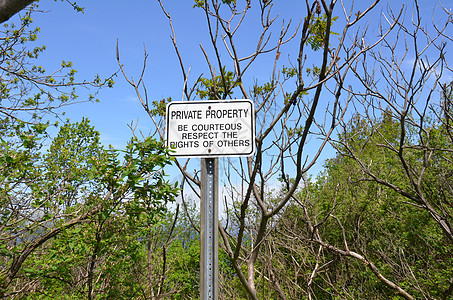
[{"x1": 166, "y1": 100, "x2": 255, "y2": 157}]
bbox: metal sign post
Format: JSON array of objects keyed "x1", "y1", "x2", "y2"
[
  {"x1": 165, "y1": 99, "x2": 255, "y2": 299},
  {"x1": 200, "y1": 157, "x2": 219, "y2": 300}
]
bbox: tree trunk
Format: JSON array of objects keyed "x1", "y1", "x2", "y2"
[{"x1": 0, "y1": 0, "x2": 36, "y2": 23}]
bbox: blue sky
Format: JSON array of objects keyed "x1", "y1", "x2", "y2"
[
  {"x1": 32, "y1": 0, "x2": 207, "y2": 148},
  {"x1": 16, "y1": 0, "x2": 452, "y2": 183},
  {"x1": 31, "y1": 1, "x2": 307, "y2": 147}
]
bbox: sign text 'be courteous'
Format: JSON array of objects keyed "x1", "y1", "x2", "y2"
[{"x1": 166, "y1": 100, "x2": 255, "y2": 157}]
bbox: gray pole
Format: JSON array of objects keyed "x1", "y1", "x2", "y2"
[{"x1": 200, "y1": 157, "x2": 219, "y2": 300}]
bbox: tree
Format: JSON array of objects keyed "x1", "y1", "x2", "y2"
[
  {"x1": 0, "y1": 116, "x2": 178, "y2": 298},
  {"x1": 0, "y1": 0, "x2": 36, "y2": 24},
  {"x1": 0, "y1": 3, "x2": 113, "y2": 126},
  {"x1": 116, "y1": 0, "x2": 404, "y2": 298},
  {"x1": 0, "y1": 5, "x2": 178, "y2": 298},
  {"x1": 118, "y1": 0, "x2": 453, "y2": 298},
  {"x1": 0, "y1": 0, "x2": 83, "y2": 24},
  {"x1": 279, "y1": 111, "x2": 452, "y2": 299},
  {"x1": 316, "y1": 2, "x2": 453, "y2": 298}
]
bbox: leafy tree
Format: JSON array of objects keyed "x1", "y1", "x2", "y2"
[
  {"x1": 313, "y1": 111, "x2": 452, "y2": 299},
  {"x1": 0, "y1": 3, "x2": 112, "y2": 127},
  {"x1": 321, "y1": 3, "x2": 453, "y2": 298},
  {"x1": 118, "y1": 0, "x2": 391, "y2": 298},
  {"x1": 146, "y1": 208, "x2": 201, "y2": 299},
  {"x1": 1, "y1": 118, "x2": 178, "y2": 298},
  {"x1": 118, "y1": 0, "x2": 452, "y2": 299},
  {"x1": 257, "y1": 110, "x2": 451, "y2": 299},
  {"x1": 0, "y1": 4, "x2": 178, "y2": 298}
]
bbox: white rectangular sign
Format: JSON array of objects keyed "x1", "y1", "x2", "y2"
[{"x1": 166, "y1": 100, "x2": 255, "y2": 157}]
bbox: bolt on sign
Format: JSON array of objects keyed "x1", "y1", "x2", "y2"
[{"x1": 166, "y1": 99, "x2": 255, "y2": 157}]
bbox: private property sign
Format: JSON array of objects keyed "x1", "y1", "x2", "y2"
[{"x1": 166, "y1": 100, "x2": 255, "y2": 157}]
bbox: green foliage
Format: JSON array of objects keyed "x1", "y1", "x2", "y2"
[
  {"x1": 284, "y1": 90, "x2": 308, "y2": 105},
  {"x1": 282, "y1": 66, "x2": 297, "y2": 78},
  {"x1": 1, "y1": 119, "x2": 178, "y2": 298},
  {"x1": 252, "y1": 82, "x2": 274, "y2": 97},
  {"x1": 196, "y1": 67, "x2": 238, "y2": 100},
  {"x1": 43, "y1": 118, "x2": 107, "y2": 196},
  {"x1": 0, "y1": 2, "x2": 177, "y2": 299},
  {"x1": 255, "y1": 109, "x2": 453, "y2": 299},
  {"x1": 0, "y1": 7, "x2": 114, "y2": 127},
  {"x1": 287, "y1": 125, "x2": 304, "y2": 137},
  {"x1": 193, "y1": 0, "x2": 236, "y2": 8},
  {"x1": 143, "y1": 208, "x2": 201, "y2": 299},
  {"x1": 318, "y1": 111, "x2": 452, "y2": 298},
  {"x1": 53, "y1": 0, "x2": 85, "y2": 13},
  {"x1": 150, "y1": 97, "x2": 172, "y2": 117},
  {"x1": 306, "y1": 65, "x2": 321, "y2": 77},
  {"x1": 306, "y1": 14, "x2": 339, "y2": 51},
  {"x1": 193, "y1": 0, "x2": 207, "y2": 8}
]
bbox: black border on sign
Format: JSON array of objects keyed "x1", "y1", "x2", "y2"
[{"x1": 166, "y1": 100, "x2": 255, "y2": 158}]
